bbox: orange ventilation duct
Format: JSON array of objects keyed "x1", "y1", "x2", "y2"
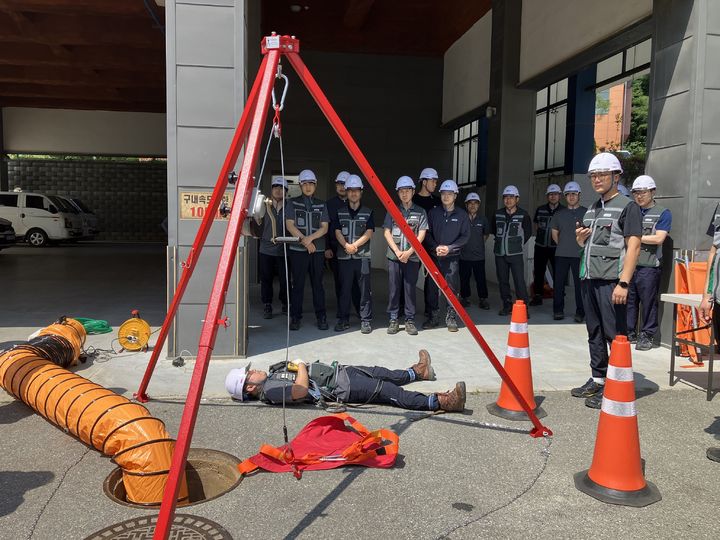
[{"x1": 0, "y1": 318, "x2": 187, "y2": 505}]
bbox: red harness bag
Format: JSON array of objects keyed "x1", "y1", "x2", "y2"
[{"x1": 238, "y1": 413, "x2": 399, "y2": 479}]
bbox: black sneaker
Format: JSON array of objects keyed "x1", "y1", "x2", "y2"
[
  {"x1": 636, "y1": 332, "x2": 653, "y2": 351},
  {"x1": 263, "y1": 304, "x2": 272, "y2": 319},
  {"x1": 707, "y1": 447, "x2": 720, "y2": 463},
  {"x1": 553, "y1": 312, "x2": 564, "y2": 320},
  {"x1": 317, "y1": 316, "x2": 329, "y2": 331},
  {"x1": 422, "y1": 313, "x2": 439, "y2": 329},
  {"x1": 281, "y1": 304, "x2": 288, "y2": 314},
  {"x1": 478, "y1": 298, "x2": 490, "y2": 310},
  {"x1": 584, "y1": 386, "x2": 604, "y2": 409},
  {"x1": 529, "y1": 295, "x2": 543, "y2": 306},
  {"x1": 289, "y1": 318, "x2": 300, "y2": 331},
  {"x1": 387, "y1": 319, "x2": 400, "y2": 335},
  {"x1": 334, "y1": 320, "x2": 350, "y2": 332},
  {"x1": 627, "y1": 330, "x2": 637, "y2": 344},
  {"x1": 405, "y1": 319, "x2": 418, "y2": 335},
  {"x1": 498, "y1": 306, "x2": 510, "y2": 316},
  {"x1": 360, "y1": 321, "x2": 372, "y2": 334},
  {"x1": 571, "y1": 378, "x2": 604, "y2": 398},
  {"x1": 446, "y1": 316, "x2": 459, "y2": 332},
  {"x1": 574, "y1": 313, "x2": 585, "y2": 323},
  {"x1": 460, "y1": 297, "x2": 471, "y2": 307}
]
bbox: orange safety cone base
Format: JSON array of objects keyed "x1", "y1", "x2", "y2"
[
  {"x1": 573, "y1": 470, "x2": 661, "y2": 507},
  {"x1": 486, "y1": 401, "x2": 547, "y2": 421}
]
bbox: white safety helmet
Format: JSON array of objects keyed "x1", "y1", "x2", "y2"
[
  {"x1": 225, "y1": 362, "x2": 252, "y2": 401},
  {"x1": 465, "y1": 192, "x2": 481, "y2": 203},
  {"x1": 344, "y1": 174, "x2": 364, "y2": 190},
  {"x1": 546, "y1": 183, "x2": 562, "y2": 195},
  {"x1": 439, "y1": 179, "x2": 459, "y2": 193},
  {"x1": 587, "y1": 152, "x2": 623, "y2": 175},
  {"x1": 298, "y1": 169, "x2": 317, "y2": 183},
  {"x1": 271, "y1": 177, "x2": 288, "y2": 190},
  {"x1": 563, "y1": 181, "x2": 581, "y2": 194},
  {"x1": 502, "y1": 185, "x2": 520, "y2": 197},
  {"x1": 631, "y1": 175, "x2": 656, "y2": 191},
  {"x1": 419, "y1": 167, "x2": 439, "y2": 180},
  {"x1": 396, "y1": 176, "x2": 415, "y2": 190},
  {"x1": 617, "y1": 184, "x2": 631, "y2": 197},
  {"x1": 335, "y1": 171, "x2": 350, "y2": 184}
]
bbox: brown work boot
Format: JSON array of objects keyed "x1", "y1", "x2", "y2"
[
  {"x1": 437, "y1": 382, "x2": 466, "y2": 412},
  {"x1": 411, "y1": 349, "x2": 435, "y2": 381}
]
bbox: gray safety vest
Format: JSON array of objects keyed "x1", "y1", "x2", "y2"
[
  {"x1": 387, "y1": 205, "x2": 426, "y2": 262},
  {"x1": 637, "y1": 205, "x2": 667, "y2": 268},
  {"x1": 336, "y1": 206, "x2": 372, "y2": 260},
  {"x1": 580, "y1": 194, "x2": 631, "y2": 280},
  {"x1": 289, "y1": 196, "x2": 326, "y2": 252},
  {"x1": 535, "y1": 204, "x2": 561, "y2": 248},
  {"x1": 494, "y1": 210, "x2": 526, "y2": 257}
]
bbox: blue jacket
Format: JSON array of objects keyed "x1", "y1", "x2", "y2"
[{"x1": 426, "y1": 206, "x2": 471, "y2": 259}]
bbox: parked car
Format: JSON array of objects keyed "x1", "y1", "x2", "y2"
[
  {"x1": 0, "y1": 191, "x2": 83, "y2": 247},
  {"x1": 0, "y1": 217, "x2": 15, "y2": 251},
  {"x1": 63, "y1": 196, "x2": 99, "y2": 239}
]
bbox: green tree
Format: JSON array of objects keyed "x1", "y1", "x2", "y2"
[{"x1": 626, "y1": 75, "x2": 649, "y2": 158}]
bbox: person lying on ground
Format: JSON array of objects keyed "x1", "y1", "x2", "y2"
[{"x1": 225, "y1": 350, "x2": 466, "y2": 412}]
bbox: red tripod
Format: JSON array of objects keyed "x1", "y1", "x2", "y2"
[{"x1": 147, "y1": 34, "x2": 552, "y2": 539}]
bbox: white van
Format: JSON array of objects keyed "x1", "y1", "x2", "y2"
[
  {"x1": 0, "y1": 191, "x2": 83, "y2": 247},
  {"x1": 61, "y1": 196, "x2": 99, "y2": 240}
]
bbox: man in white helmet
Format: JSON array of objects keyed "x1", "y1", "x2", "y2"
[
  {"x1": 530, "y1": 183, "x2": 564, "y2": 306},
  {"x1": 413, "y1": 167, "x2": 441, "y2": 325},
  {"x1": 424, "y1": 179, "x2": 470, "y2": 331},
  {"x1": 491, "y1": 185, "x2": 532, "y2": 316},
  {"x1": 550, "y1": 181, "x2": 587, "y2": 322},
  {"x1": 627, "y1": 175, "x2": 672, "y2": 351},
  {"x1": 572, "y1": 152, "x2": 642, "y2": 409},
  {"x1": 699, "y1": 202, "x2": 720, "y2": 463},
  {"x1": 459, "y1": 192, "x2": 491, "y2": 310}
]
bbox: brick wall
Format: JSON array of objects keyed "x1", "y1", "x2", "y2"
[{"x1": 7, "y1": 159, "x2": 168, "y2": 242}]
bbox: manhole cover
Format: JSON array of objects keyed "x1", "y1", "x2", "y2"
[
  {"x1": 84, "y1": 514, "x2": 232, "y2": 540},
  {"x1": 104, "y1": 448, "x2": 242, "y2": 509}
]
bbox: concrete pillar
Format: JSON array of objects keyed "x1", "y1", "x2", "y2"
[
  {"x1": 0, "y1": 109, "x2": 8, "y2": 192},
  {"x1": 165, "y1": 0, "x2": 251, "y2": 358},
  {"x1": 486, "y1": 0, "x2": 536, "y2": 216}
]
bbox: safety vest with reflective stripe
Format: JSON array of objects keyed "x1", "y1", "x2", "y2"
[
  {"x1": 637, "y1": 204, "x2": 667, "y2": 268},
  {"x1": 580, "y1": 194, "x2": 631, "y2": 280},
  {"x1": 494, "y1": 210, "x2": 528, "y2": 257},
  {"x1": 289, "y1": 196, "x2": 326, "y2": 252},
  {"x1": 336, "y1": 206, "x2": 372, "y2": 260}
]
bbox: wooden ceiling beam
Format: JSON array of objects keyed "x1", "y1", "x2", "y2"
[
  {"x1": 0, "y1": 0, "x2": 151, "y2": 18},
  {"x1": 0, "y1": 65, "x2": 163, "y2": 88},
  {"x1": 343, "y1": 0, "x2": 376, "y2": 30},
  {"x1": 0, "y1": 96, "x2": 165, "y2": 113},
  {"x1": 0, "y1": 42, "x2": 164, "y2": 70},
  {"x1": 0, "y1": 82, "x2": 164, "y2": 102}
]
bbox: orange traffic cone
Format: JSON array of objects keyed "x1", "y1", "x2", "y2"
[
  {"x1": 487, "y1": 300, "x2": 546, "y2": 421},
  {"x1": 574, "y1": 335, "x2": 661, "y2": 506}
]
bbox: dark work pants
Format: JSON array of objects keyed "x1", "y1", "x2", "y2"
[
  {"x1": 289, "y1": 250, "x2": 326, "y2": 320},
  {"x1": 345, "y1": 366, "x2": 437, "y2": 411},
  {"x1": 329, "y1": 254, "x2": 360, "y2": 314},
  {"x1": 387, "y1": 259, "x2": 420, "y2": 321},
  {"x1": 337, "y1": 258, "x2": 372, "y2": 322},
  {"x1": 553, "y1": 256, "x2": 584, "y2": 316},
  {"x1": 532, "y1": 245, "x2": 556, "y2": 297},
  {"x1": 459, "y1": 259, "x2": 488, "y2": 299},
  {"x1": 582, "y1": 279, "x2": 628, "y2": 379},
  {"x1": 495, "y1": 254, "x2": 528, "y2": 308},
  {"x1": 424, "y1": 255, "x2": 439, "y2": 316},
  {"x1": 259, "y1": 252, "x2": 288, "y2": 306},
  {"x1": 437, "y1": 258, "x2": 460, "y2": 319},
  {"x1": 627, "y1": 266, "x2": 662, "y2": 337}
]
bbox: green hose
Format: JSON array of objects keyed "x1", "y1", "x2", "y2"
[{"x1": 74, "y1": 317, "x2": 113, "y2": 335}]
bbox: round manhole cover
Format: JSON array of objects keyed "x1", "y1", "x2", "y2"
[{"x1": 84, "y1": 513, "x2": 232, "y2": 540}]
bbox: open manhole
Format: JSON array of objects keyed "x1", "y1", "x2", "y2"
[{"x1": 104, "y1": 448, "x2": 242, "y2": 509}]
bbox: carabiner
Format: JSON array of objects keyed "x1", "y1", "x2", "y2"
[{"x1": 271, "y1": 64, "x2": 289, "y2": 112}]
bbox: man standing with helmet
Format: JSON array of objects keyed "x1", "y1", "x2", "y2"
[
  {"x1": 572, "y1": 152, "x2": 642, "y2": 409},
  {"x1": 425, "y1": 180, "x2": 470, "y2": 332},
  {"x1": 383, "y1": 175, "x2": 429, "y2": 336},
  {"x1": 460, "y1": 192, "x2": 490, "y2": 310},
  {"x1": 627, "y1": 175, "x2": 672, "y2": 350},
  {"x1": 550, "y1": 181, "x2": 587, "y2": 322},
  {"x1": 492, "y1": 185, "x2": 532, "y2": 316},
  {"x1": 285, "y1": 169, "x2": 330, "y2": 331},
  {"x1": 530, "y1": 184, "x2": 564, "y2": 306},
  {"x1": 333, "y1": 175, "x2": 375, "y2": 334},
  {"x1": 413, "y1": 167, "x2": 441, "y2": 327}
]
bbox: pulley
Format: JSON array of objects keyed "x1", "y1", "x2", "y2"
[{"x1": 118, "y1": 310, "x2": 151, "y2": 352}]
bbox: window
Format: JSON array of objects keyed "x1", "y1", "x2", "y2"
[
  {"x1": 534, "y1": 78, "x2": 568, "y2": 173},
  {"x1": 0, "y1": 194, "x2": 18, "y2": 207},
  {"x1": 25, "y1": 195, "x2": 45, "y2": 210},
  {"x1": 452, "y1": 118, "x2": 487, "y2": 187}
]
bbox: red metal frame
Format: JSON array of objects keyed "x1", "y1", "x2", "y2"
[{"x1": 151, "y1": 34, "x2": 552, "y2": 539}]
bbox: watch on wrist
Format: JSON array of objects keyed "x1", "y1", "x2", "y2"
[{"x1": 618, "y1": 280, "x2": 629, "y2": 289}]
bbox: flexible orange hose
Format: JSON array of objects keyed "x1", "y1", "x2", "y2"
[{"x1": 0, "y1": 319, "x2": 187, "y2": 505}]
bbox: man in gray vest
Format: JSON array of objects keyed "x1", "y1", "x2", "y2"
[
  {"x1": 383, "y1": 175, "x2": 429, "y2": 335},
  {"x1": 333, "y1": 174, "x2": 375, "y2": 334},
  {"x1": 572, "y1": 152, "x2": 643, "y2": 409},
  {"x1": 252, "y1": 177, "x2": 289, "y2": 319},
  {"x1": 492, "y1": 185, "x2": 532, "y2": 317},
  {"x1": 627, "y1": 175, "x2": 672, "y2": 351},
  {"x1": 550, "y1": 181, "x2": 587, "y2": 322},
  {"x1": 285, "y1": 169, "x2": 330, "y2": 331},
  {"x1": 699, "y1": 202, "x2": 720, "y2": 463},
  {"x1": 530, "y1": 183, "x2": 563, "y2": 306}
]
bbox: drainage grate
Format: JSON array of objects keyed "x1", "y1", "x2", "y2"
[{"x1": 84, "y1": 513, "x2": 232, "y2": 540}]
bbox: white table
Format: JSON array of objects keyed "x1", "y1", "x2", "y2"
[{"x1": 660, "y1": 293, "x2": 715, "y2": 400}]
